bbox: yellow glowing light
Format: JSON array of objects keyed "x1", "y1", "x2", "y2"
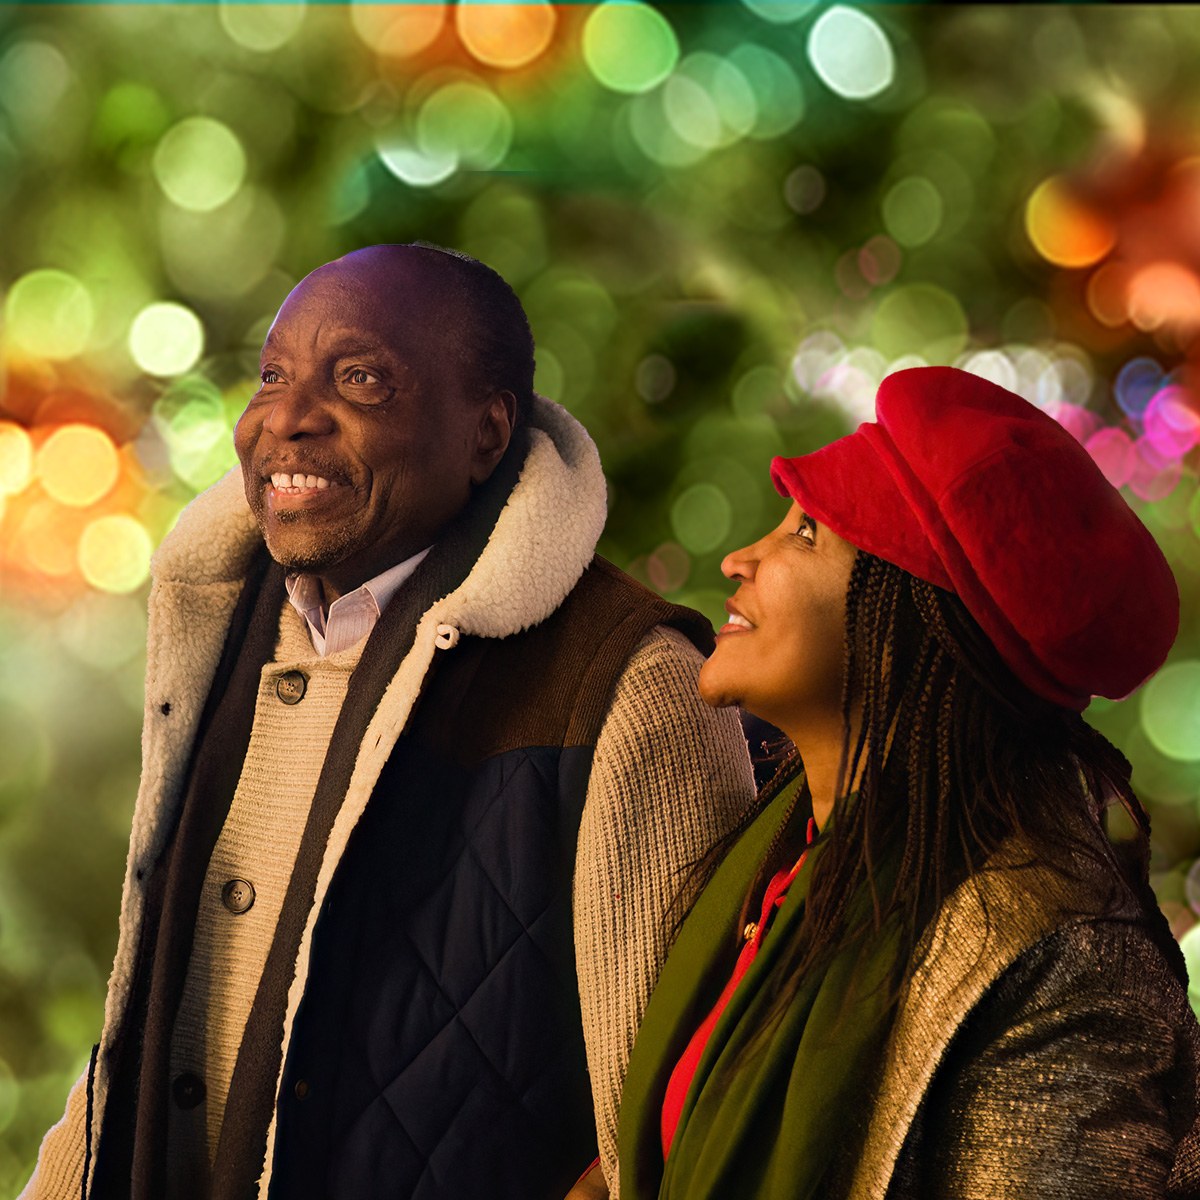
[
  {"x1": 456, "y1": 2, "x2": 556, "y2": 70},
  {"x1": 78, "y1": 514, "x2": 153, "y2": 594},
  {"x1": 36, "y1": 425, "x2": 120, "y2": 508},
  {"x1": 1025, "y1": 176, "x2": 1116, "y2": 268},
  {"x1": 350, "y1": 2, "x2": 446, "y2": 60},
  {"x1": 129, "y1": 302, "x2": 205, "y2": 376},
  {"x1": 0, "y1": 423, "x2": 34, "y2": 494},
  {"x1": 1126, "y1": 261, "x2": 1200, "y2": 333}
]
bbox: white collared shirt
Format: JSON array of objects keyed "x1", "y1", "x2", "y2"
[{"x1": 285, "y1": 546, "x2": 433, "y2": 656}]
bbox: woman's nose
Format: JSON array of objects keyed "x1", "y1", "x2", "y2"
[{"x1": 721, "y1": 541, "x2": 760, "y2": 583}]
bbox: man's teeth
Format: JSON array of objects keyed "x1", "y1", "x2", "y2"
[
  {"x1": 271, "y1": 473, "x2": 333, "y2": 490},
  {"x1": 728, "y1": 613, "x2": 754, "y2": 630}
]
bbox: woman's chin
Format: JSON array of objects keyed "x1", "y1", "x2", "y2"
[{"x1": 697, "y1": 661, "x2": 741, "y2": 710}]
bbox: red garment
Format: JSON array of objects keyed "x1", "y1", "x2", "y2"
[
  {"x1": 769, "y1": 366, "x2": 1178, "y2": 710},
  {"x1": 661, "y1": 818, "x2": 816, "y2": 1160}
]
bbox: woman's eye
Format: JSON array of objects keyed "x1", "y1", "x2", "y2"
[{"x1": 795, "y1": 518, "x2": 816, "y2": 543}]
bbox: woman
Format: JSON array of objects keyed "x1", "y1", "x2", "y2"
[{"x1": 586, "y1": 367, "x2": 1200, "y2": 1199}]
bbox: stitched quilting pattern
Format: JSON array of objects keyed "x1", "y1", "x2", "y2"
[{"x1": 269, "y1": 743, "x2": 598, "y2": 1199}]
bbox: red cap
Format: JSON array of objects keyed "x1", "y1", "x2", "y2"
[{"x1": 770, "y1": 366, "x2": 1179, "y2": 710}]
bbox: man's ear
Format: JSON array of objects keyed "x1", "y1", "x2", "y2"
[{"x1": 469, "y1": 390, "x2": 515, "y2": 485}]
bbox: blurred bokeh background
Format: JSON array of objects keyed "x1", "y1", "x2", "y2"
[{"x1": 0, "y1": 1, "x2": 1199, "y2": 1189}]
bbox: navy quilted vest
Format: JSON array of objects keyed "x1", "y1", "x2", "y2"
[{"x1": 268, "y1": 560, "x2": 713, "y2": 1200}]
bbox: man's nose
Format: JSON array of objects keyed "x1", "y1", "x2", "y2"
[{"x1": 262, "y1": 381, "x2": 336, "y2": 440}]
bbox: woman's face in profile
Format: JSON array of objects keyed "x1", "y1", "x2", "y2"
[{"x1": 698, "y1": 501, "x2": 858, "y2": 741}]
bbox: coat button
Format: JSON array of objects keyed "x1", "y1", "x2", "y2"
[
  {"x1": 294, "y1": 1079, "x2": 310, "y2": 1100},
  {"x1": 173, "y1": 1072, "x2": 206, "y2": 1109},
  {"x1": 276, "y1": 671, "x2": 307, "y2": 705},
  {"x1": 221, "y1": 879, "x2": 256, "y2": 914}
]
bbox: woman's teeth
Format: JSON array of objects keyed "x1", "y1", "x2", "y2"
[
  {"x1": 271, "y1": 473, "x2": 332, "y2": 490},
  {"x1": 728, "y1": 613, "x2": 754, "y2": 630}
]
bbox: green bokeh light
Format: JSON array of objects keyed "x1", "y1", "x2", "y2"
[
  {"x1": 671, "y1": 482, "x2": 733, "y2": 554},
  {"x1": 729, "y1": 43, "x2": 804, "y2": 139},
  {"x1": 218, "y1": 0, "x2": 306, "y2": 53},
  {"x1": 583, "y1": 1, "x2": 680, "y2": 95},
  {"x1": 153, "y1": 376, "x2": 238, "y2": 491},
  {"x1": 628, "y1": 90, "x2": 706, "y2": 168},
  {"x1": 153, "y1": 116, "x2": 247, "y2": 213},
  {"x1": 807, "y1": 6, "x2": 895, "y2": 101},
  {"x1": 882, "y1": 176, "x2": 943, "y2": 247},
  {"x1": 4, "y1": 269, "x2": 94, "y2": 360},
  {"x1": 741, "y1": 0, "x2": 813, "y2": 25},
  {"x1": 0, "y1": 40, "x2": 71, "y2": 138},
  {"x1": 667, "y1": 53, "x2": 757, "y2": 151},
  {"x1": 664, "y1": 73, "x2": 722, "y2": 151},
  {"x1": 871, "y1": 283, "x2": 968, "y2": 364},
  {"x1": 92, "y1": 81, "x2": 170, "y2": 158},
  {"x1": 417, "y1": 81, "x2": 512, "y2": 172},
  {"x1": 1142, "y1": 661, "x2": 1200, "y2": 763},
  {"x1": 159, "y1": 186, "x2": 285, "y2": 300}
]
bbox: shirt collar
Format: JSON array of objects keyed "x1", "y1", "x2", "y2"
[{"x1": 284, "y1": 545, "x2": 433, "y2": 653}]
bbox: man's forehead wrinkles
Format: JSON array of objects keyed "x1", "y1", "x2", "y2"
[{"x1": 262, "y1": 315, "x2": 407, "y2": 361}]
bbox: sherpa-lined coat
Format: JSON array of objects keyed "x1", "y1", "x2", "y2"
[{"x1": 23, "y1": 397, "x2": 755, "y2": 1200}]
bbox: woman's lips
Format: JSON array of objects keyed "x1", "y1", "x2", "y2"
[{"x1": 717, "y1": 604, "x2": 755, "y2": 636}]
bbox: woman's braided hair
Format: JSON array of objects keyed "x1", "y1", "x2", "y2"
[{"x1": 786, "y1": 549, "x2": 1150, "y2": 989}]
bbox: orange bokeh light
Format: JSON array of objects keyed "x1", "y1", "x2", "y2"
[
  {"x1": 36, "y1": 424, "x2": 120, "y2": 508},
  {"x1": 1126, "y1": 261, "x2": 1200, "y2": 334},
  {"x1": 456, "y1": 2, "x2": 556, "y2": 70},
  {"x1": 351, "y1": 3, "x2": 446, "y2": 61},
  {"x1": 1085, "y1": 261, "x2": 1131, "y2": 328},
  {"x1": 14, "y1": 500, "x2": 85, "y2": 578},
  {"x1": 1025, "y1": 176, "x2": 1117, "y2": 269}
]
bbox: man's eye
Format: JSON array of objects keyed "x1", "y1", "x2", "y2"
[
  {"x1": 260, "y1": 369, "x2": 280, "y2": 385},
  {"x1": 348, "y1": 368, "x2": 377, "y2": 385}
]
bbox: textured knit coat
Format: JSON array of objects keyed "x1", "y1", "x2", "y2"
[{"x1": 23, "y1": 396, "x2": 755, "y2": 1200}]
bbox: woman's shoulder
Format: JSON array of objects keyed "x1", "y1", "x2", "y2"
[
  {"x1": 844, "y1": 840, "x2": 1200, "y2": 1200},
  {"x1": 878, "y1": 915, "x2": 1200, "y2": 1200}
]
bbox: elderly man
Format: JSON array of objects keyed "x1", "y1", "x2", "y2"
[{"x1": 23, "y1": 245, "x2": 754, "y2": 1200}]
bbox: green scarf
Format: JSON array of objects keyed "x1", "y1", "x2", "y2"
[{"x1": 619, "y1": 777, "x2": 903, "y2": 1200}]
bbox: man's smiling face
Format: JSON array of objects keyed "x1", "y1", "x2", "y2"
[{"x1": 234, "y1": 247, "x2": 507, "y2": 599}]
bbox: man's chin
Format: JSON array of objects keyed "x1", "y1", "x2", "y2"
[{"x1": 260, "y1": 523, "x2": 357, "y2": 576}]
